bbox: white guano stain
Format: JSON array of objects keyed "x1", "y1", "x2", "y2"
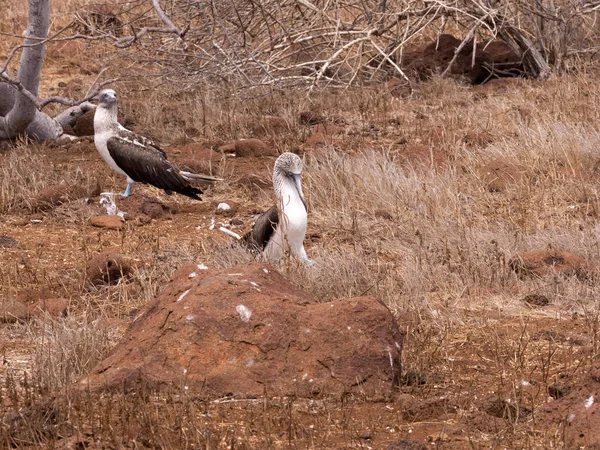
[
  {"x1": 236, "y1": 304, "x2": 252, "y2": 322},
  {"x1": 177, "y1": 289, "x2": 190, "y2": 302}
]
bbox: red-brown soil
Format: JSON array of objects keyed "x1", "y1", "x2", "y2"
[{"x1": 2, "y1": 70, "x2": 600, "y2": 448}]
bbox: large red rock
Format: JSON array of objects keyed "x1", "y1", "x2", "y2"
[
  {"x1": 81, "y1": 263, "x2": 403, "y2": 399},
  {"x1": 539, "y1": 362, "x2": 600, "y2": 447}
]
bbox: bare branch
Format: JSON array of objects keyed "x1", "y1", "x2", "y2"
[
  {"x1": 152, "y1": 0, "x2": 184, "y2": 37},
  {"x1": 39, "y1": 78, "x2": 117, "y2": 109}
]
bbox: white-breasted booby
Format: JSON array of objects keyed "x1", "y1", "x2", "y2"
[
  {"x1": 242, "y1": 152, "x2": 313, "y2": 265},
  {"x1": 93, "y1": 89, "x2": 221, "y2": 199}
]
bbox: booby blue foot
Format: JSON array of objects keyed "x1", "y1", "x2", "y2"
[
  {"x1": 302, "y1": 258, "x2": 315, "y2": 267},
  {"x1": 121, "y1": 183, "x2": 133, "y2": 197}
]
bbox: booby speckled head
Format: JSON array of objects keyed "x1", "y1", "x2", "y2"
[
  {"x1": 274, "y1": 152, "x2": 303, "y2": 176},
  {"x1": 98, "y1": 89, "x2": 117, "y2": 107}
]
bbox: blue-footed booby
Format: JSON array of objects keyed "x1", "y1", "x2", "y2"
[
  {"x1": 93, "y1": 89, "x2": 221, "y2": 199},
  {"x1": 242, "y1": 152, "x2": 313, "y2": 265}
]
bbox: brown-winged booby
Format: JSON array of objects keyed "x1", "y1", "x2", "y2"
[{"x1": 94, "y1": 89, "x2": 221, "y2": 199}]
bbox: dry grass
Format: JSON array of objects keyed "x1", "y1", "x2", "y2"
[
  {"x1": 3, "y1": 16, "x2": 600, "y2": 445},
  {"x1": 0, "y1": 141, "x2": 97, "y2": 214},
  {"x1": 28, "y1": 315, "x2": 116, "y2": 394}
]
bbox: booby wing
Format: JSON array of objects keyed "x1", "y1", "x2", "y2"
[
  {"x1": 107, "y1": 131, "x2": 203, "y2": 200},
  {"x1": 242, "y1": 205, "x2": 279, "y2": 252}
]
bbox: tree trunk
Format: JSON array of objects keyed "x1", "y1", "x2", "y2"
[{"x1": 0, "y1": 0, "x2": 54, "y2": 140}]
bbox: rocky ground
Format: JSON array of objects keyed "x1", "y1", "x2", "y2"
[{"x1": 2, "y1": 17, "x2": 600, "y2": 448}]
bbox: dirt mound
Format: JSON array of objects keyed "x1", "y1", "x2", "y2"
[
  {"x1": 219, "y1": 139, "x2": 275, "y2": 157},
  {"x1": 403, "y1": 34, "x2": 523, "y2": 84},
  {"x1": 508, "y1": 250, "x2": 598, "y2": 279},
  {"x1": 395, "y1": 143, "x2": 449, "y2": 168},
  {"x1": 539, "y1": 363, "x2": 600, "y2": 447},
  {"x1": 32, "y1": 182, "x2": 100, "y2": 211},
  {"x1": 80, "y1": 263, "x2": 403, "y2": 399},
  {"x1": 480, "y1": 159, "x2": 527, "y2": 192}
]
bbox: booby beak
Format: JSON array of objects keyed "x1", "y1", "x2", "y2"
[{"x1": 291, "y1": 173, "x2": 307, "y2": 211}]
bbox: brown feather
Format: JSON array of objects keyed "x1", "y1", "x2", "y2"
[
  {"x1": 107, "y1": 135, "x2": 203, "y2": 200},
  {"x1": 242, "y1": 206, "x2": 279, "y2": 252}
]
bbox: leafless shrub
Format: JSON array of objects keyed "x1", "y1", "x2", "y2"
[{"x1": 55, "y1": 0, "x2": 600, "y2": 89}]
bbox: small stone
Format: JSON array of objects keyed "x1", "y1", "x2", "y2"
[
  {"x1": 0, "y1": 235, "x2": 21, "y2": 248},
  {"x1": 141, "y1": 198, "x2": 169, "y2": 219},
  {"x1": 12, "y1": 218, "x2": 29, "y2": 227},
  {"x1": 480, "y1": 394, "x2": 531, "y2": 420},
  {"x1": 230, "y1": 218, "x2": 244, "y2": 226},
  {"x1": 214, "y1": 201, "x2": 237, "y2": 216},
  {"x1": 299, "y1": 111, "x2": 325, "y2": 125},
  {"x1": 548, "y1": 383, "x2": 574, "y2": 399},
  {"x1": 89, "y1": 215, "x2": 124, "y2": 230},
  {"x1": 387, "y1": 440, "x2": 428, "y2": 450},
  {"x1": 32, "y1": 184, "x2": 95, "y2": 211},
  {"x1": 374, "y1": 209, "x2": 394, "y2": 221},
  {"x1": 523, "y1": 294, "x2": 550, "y2": 306},
  {"x1": 86, "y1": 252, "x2": 131, "y2": 286},
  {"x1": 137, "y1": 214, "x2": 152, "y2": 225}
]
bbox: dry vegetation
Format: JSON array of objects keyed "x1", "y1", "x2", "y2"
[{"x1": 2, "y1": 0, "x2": 600, "y2": 449}]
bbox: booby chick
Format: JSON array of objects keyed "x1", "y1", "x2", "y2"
[
  {"x1": 93, "y1": 89, "x2": 221, "y2": 198},
  {"x1": 242, "y1": 152, "x2": 313, "y2": 265}
]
